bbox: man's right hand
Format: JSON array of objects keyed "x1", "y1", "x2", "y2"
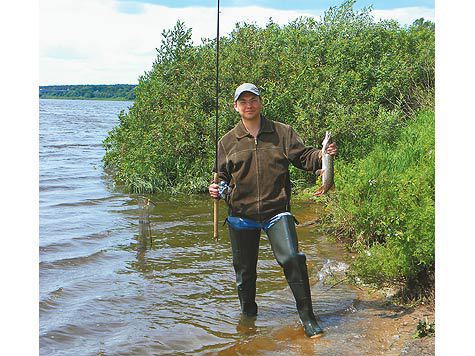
[{"x1": 209, "y1": 183, "x2": 220, "y2": 199}]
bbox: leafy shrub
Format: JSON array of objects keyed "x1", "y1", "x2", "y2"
[
  {"x1": 103, "y1": 0, "x2": 434, "y2": 194},
  {"x1": 326, "y1": 110, "x2": 434, "y2": 294},
  {"x1": 413, "y1": 318, "x2": 435, "y2": 338}
]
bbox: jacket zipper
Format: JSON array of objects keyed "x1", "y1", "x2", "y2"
[{"x1": 254, "y1": 136, "x2": 261, "y2": 221}]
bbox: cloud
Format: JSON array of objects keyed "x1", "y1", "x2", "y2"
[
  {"x1": 372, "y1": 7, "x2": 435, "y2": 25},
  {"x1": 45, "y1": 46, "x2": 88, "y2": 60},
  {"x1": 39, "y1": 0, "x2": 434, "y2": 85},
  {"x1": 40, "y1": 0, "x2": 317, "y2": 84}
]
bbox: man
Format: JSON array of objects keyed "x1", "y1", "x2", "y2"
[{"x1": 209, "y1": 83, "x2": 337, "y2": 338}]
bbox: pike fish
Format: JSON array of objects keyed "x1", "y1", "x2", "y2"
[{"x1": 314, "y1": 131, "x2": 335, "y2": 196}]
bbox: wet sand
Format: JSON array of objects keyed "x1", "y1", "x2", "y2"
[{"x1": 212, "y1": 286, "x2": 434, "y2": 355}]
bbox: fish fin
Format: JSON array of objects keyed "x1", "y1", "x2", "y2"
[
  {"x1": 314, "y1": 187, "x2": 324, "y2": 196},
  {"x1": 314, "y1": 182, "x2": 336, "y2": 197}
]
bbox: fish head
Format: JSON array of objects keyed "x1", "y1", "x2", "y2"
[{"x1": 321, "y1": 131, "x2": 331, "y2": 149}]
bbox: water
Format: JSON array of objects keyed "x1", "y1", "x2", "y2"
[{"x1": 40, "y1": 99, "x2": 399, "y2": 355}]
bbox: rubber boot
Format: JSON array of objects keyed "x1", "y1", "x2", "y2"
[
  {"x1": 228, "y1": 226, "x2": 260, "y2": 317},
  {"x1": 266, "y1": 215, "x2": 323, "y2": 338}
]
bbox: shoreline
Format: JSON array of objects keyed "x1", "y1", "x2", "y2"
[{"x1": 39, "y1": 96, "x2": 134, "y2": 102}]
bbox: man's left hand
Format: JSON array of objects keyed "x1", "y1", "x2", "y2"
[{"x1": 326, "y1": 142, "x2": 338, "y2": 156}]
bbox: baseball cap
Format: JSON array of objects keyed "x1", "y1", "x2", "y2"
[{"x1": 234, "y1": 83, "x2": 260, "y2": 101}]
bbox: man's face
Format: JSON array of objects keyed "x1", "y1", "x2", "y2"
[{"x1": 234, "y1": 92, "x2": 262, "y2": 121}]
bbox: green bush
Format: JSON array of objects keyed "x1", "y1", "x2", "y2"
[
  {"x1": 103, "y1": 0, "x2": 434, "y2": 194},
  {"x1": 327, "y1": 110, "x2": 434, "y2": 294}
]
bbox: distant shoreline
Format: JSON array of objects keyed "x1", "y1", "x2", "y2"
[
  {"x1": 39, "y1": 84, "x2": 136, "y2": 101},
  {"x1": 39, "y1": 96, "x2": 134, "y2": 102}
]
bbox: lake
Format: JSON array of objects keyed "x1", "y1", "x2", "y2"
[{"x1": 40, "y1": 99, "x2": 373, "y2": 355}]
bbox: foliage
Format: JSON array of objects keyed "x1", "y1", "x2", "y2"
[
  {"x1": 103, "y1": 21, "x2": 214, "y2": 193},
  {"x1": 103, "y1": 0, "x2": 434, "y2": 196},
  {"x1": 413, "y1": 318, "x2": 435, "y2": 338},
  {"x1": 39, "y1": 84, "x2": 136, "y2": 101},
  {"x1": 326, "y1": 110, "x2": 434, "y2": 293}
]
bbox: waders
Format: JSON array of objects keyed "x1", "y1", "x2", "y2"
[
  {"x1": 267, "y1": 215, "x2": 323, "y2": 338},
  {"x1": 228, "y1": 215, "x2": 323, "y2": 338}
]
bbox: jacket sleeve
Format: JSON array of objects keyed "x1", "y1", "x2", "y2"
[
  {"x1": 286, "y1": 126, "x2": 322, "y2": 172},
  {"x1": 213, "y1": 140, "x2": 232, "y2": 184}
]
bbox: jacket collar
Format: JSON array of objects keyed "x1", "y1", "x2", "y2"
[{"x1": 234, "y1": 116, "x2": 274, "y2": 139}]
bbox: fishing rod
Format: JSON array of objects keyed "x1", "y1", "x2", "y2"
[{"x1": 213, "y1": 0, "x2": 220, "y2": 241}]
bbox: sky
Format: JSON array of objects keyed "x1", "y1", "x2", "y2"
[{"x1": 39, "y1": 0, "x2": 435, "y2": 85}]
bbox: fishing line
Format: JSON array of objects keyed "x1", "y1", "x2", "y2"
[
  {"x1": 213, "y1": 0, "x2": 221, "y2": 241},
  {"x1": 215, "y1": 0, "x2": 220, "y2": 171}
]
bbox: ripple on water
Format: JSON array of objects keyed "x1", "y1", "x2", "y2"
[
  {"x1": 39, "y1": 250, "x2": 108, "y2": 270},
  {"x1": 39, "y1": 287, "x2": 66, "y2": 312}
]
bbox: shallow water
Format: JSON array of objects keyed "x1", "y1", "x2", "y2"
[{"x1": 40, "y1": 99, "x2": 395, "y2": 355}]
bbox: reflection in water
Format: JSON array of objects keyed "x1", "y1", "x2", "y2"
[
  {"x1": 236, "y1": 314, "x2": 258, "y2": 336},
  {"x1": 138, "y1": 197, "x2": 153, "y2": 248}
]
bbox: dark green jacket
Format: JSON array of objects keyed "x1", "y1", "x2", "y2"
[{"x1": 216, "y1": 116, "x2": 322, "y2": 222}]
